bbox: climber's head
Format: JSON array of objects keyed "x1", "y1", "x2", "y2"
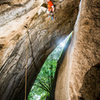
[{"x1": 47, "y1": 0, "x2": 50, "y2": 2}]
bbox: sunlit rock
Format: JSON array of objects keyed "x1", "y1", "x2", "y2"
[
  {"x1": 55, "y1": 0, "x2": 100, "y2": 100},
  {"x1": 0, "y1": 0, "x2": 79, "y2": 100}
]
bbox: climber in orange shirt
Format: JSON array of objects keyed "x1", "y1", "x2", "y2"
[
  {"x1": 47, "y1": 0, "x2": 54, "y2": 20},
  {"x1": 47, "y1": 0, "x2": 54, "y2": 12}
]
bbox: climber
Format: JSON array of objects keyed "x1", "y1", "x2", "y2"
[{"x1": 47, "y1": 0, "x2": 55, "y2": 20}]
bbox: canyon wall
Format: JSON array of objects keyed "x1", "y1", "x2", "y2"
[
  {"x1": 0, "y1": 0, "x2": 79, "y2": 100},
  {"x1": 55, "y1": 0, "x2": 100, "y2": 100}
]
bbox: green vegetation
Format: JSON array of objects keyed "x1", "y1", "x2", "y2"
[{"x1": 28, "y1": 33, "x2": 72, "y2": 100}]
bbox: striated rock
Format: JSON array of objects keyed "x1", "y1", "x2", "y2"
[
  {"x1": 0, "y1": 0, "x2": 79, "y2": 100},
  {"x1": 55, "y1": 0, "x2": 100, "y2": 100}
]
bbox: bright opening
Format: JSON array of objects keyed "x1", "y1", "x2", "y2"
[{"x1": 28, "y1": 32, "x2": 72, "y2": 100}]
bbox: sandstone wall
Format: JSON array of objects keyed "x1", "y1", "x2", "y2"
[
  {"x1": 55, "y1": 0, "x2": 100, "y2": 100},
  {"x1": 0, "y1": 0, "x2": 79, "y2": 99}
]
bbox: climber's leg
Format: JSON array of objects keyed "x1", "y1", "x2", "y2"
[
  {"x1": 50, "y1": 12, "x2": 54, "y2": 20},
  {"x1": 47, "y1": 10, "x2": 54, "y2": 20}
]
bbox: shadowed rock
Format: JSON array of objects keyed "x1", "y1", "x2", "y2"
[
  {"x1": 79, "y1": 63, "x2": 100, "y2": 100},
  {"x1": 0, "y1": 0, "x2": 79, "y2": 100}
]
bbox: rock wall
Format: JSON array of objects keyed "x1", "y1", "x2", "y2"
[
  {"x1": 55, "y1": 0, "x2": 100, "y2": 100},
  {"x1": 0, "y1": 0, "x2": 79, "y2": 100}
]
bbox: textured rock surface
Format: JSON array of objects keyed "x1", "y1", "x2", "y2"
[
  {"x1": 55, "y1": 0, "x2": 100, "y2": 100},
  {"x1": 0, "y1": 0, "x2": 79, "y2": 100}
]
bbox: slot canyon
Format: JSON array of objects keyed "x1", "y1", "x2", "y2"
[{"x1": 0, "y1": 0, "x2": 100, "y2": 100}]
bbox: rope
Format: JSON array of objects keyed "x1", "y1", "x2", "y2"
[
  {"x1": 25, "y1": 36, "x2": 28, "y2": 100},
  {"x1": 24, "y1": 25, "x2": 34, "y2": 100},
  {"x1": 25, "y1": 66, "x2": 27, "y2": 100},
  {"x1": 24, "y1": 23, "x2": 37, "y2": 100}
]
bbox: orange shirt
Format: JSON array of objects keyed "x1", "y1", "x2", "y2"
[{"x1": 47, "y1": 1, "x2": 53, "y2": 11}]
